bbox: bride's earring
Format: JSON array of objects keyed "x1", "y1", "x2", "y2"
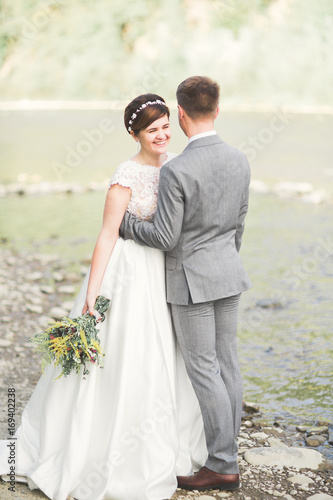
[{"x1": 136, "y1": 140, "x2": 140, "y2": 152}]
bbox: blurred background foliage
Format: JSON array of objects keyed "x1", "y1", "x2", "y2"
[{"x1": 0, "y1": 0, "x2": 333, "y2": 104}]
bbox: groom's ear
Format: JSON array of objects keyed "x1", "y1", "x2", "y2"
[
  {"x1": 177, "y1": 105, "x2": 185, "y2": 119},
  {"x1": 214, "y1": 106, "x2": 220, "y2": 119}
]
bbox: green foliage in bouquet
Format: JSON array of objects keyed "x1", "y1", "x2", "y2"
[{"x1": 30, "y1": 296, "x2": 111, "y2": 378}]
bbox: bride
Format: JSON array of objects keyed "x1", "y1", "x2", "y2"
[{"x1": 0, "y1": 94, "x2": 207, "y2": 500}]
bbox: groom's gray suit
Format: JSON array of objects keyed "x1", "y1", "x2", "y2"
[{"x1": 120, "y1": 133, "x2": 252, "y2": 474}]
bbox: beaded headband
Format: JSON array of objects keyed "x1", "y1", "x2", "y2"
[{"x1": 127, "y1": 99, "x2": 166, "y2": 132}]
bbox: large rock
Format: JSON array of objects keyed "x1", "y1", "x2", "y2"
[
  {"x1": 244, "y1": 446, "x2": 323, "y2": 470},
  {"x1": 306, "y1": 495, "x2": 333, "y2": 500}
]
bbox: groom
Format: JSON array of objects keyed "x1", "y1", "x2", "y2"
[{"x1": 120, "y1": 76, "x2": 252, "y2": 491}]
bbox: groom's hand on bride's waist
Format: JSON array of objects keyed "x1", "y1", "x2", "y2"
[{"x1": 119, "y1": 210, "x2": 140, "y2": 240}]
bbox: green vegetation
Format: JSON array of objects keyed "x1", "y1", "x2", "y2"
[{"x1": 0, "y1": 0, "x2": 333, "y2": 104}]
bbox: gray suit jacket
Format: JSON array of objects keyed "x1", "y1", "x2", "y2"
[{"x1": 120, "y1": 134, "x2": 252, "y2": 305}]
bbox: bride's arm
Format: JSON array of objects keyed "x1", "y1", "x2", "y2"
[{"x1": 82, "y1": 184, "x2": 131, "y2": 315}]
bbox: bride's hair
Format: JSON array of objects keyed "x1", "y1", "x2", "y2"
[{"x1": 124, "y1": 94, "x2": 170, "y2": 136}]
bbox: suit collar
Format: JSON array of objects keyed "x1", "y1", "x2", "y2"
[
  {"x1": 188, "y1": 130, "x2": 217, "y2": 144},
  {"x1": 184, "y1": 134, "x2": 223, "y2": 151}
]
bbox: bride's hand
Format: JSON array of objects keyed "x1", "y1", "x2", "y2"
[{"x1": 82, "y1": 294, "x2": 97, "y2": 316}]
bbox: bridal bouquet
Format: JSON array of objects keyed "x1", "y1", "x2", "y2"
[{"x1": 30, "y1": 296, "x2": 111, "y2": 378}]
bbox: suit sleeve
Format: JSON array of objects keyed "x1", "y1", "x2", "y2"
[
  {"x1": 120, "y1": 164, "x2": 184, "y2": 251},
  {"x1": 235, "y1": 157, "x2": 251, "y2": 252}
]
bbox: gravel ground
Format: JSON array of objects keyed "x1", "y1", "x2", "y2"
[{"x1": 0, "y1": 246, "x2": 332, "y2": 500}]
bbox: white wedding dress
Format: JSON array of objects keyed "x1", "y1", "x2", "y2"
[{"x1": 0, "y1": 153, "x2": 207, "y2": 500}]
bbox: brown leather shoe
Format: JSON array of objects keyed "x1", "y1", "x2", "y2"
[{"x1": 177, "y1": 466, "x2": 240, "y2": 491}]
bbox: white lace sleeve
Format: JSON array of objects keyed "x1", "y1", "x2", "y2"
[
  {"x1": 109, "y1": 161, "x2": 137, "y2": 190},
  {"x1": 108, "y1": 155, "x2": 177, "y2": 221}
]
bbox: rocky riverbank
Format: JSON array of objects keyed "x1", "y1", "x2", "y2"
[
  {"x1": 0, "y1": 179, "x2": 332, "y2": 204},
  {"x1": 0, "y1": 246, "x2": 332, "y2": 500}
]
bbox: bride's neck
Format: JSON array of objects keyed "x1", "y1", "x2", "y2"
[{"x1": 134, "y1": 151, "x2": 166, "y2": 167}]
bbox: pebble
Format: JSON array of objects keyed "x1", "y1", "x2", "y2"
[
  {"x1": 65, "y1": 272, "x2": 81, "y2": 282},
  {"x1": 244, "y1": 446, "x2": 323, "y2": 469},
  {"x1": 61, "y1": 300, "x2": 75, "y2": 311},
  {"x1": 81, "y1": 255, "x2": 93, "y2": 265},
  {"x1": 306, "y1": 435, "x2": 327, "y2": 446},
  {"x1": 27, "y1": 271, "x2": 44, "y2": 281},
  {"x1": 26, "y1": 304, "x2": 43, "y2": 314},
  {"x1": 273, "y1": 181, "x2": 314, "y2": 197},
  {"x1": 306, "y1": 426, "x2": 329, "y2": 435},
  {"x1": 250, "y1": 179, "x2": 270, "y2": 194},
  {"x1": 28, "y1": 296, "x2": 43, "y2": 305},
  {"x1": 80, "y1": 265, "x2": 89, "y2": 276},
  {"x1": 49, "y1": 306, "x2": 68, "y2": 319},
  {"x1": 328, "y1": 429, "x2": 333, "y2": 445},
  {"x1": 40, "y1": 285, "x2": 55, "y2": 294},
  {"x1": 0, "y1": 284, "x2": 9, "y2": 297},
  {"x1": 288, "y1": 474, "x2": 315, "y2": 485},
  {"x1": 38, "y1": 315, "x2": 53, "y2": 327},
  {"x1": 34, "y1": 253, "x2": 60, "y2": 263},
  {"x1": 302, "y1": 189, "x2": 329, "y2": 204},
  {"x1": 297, "y1": 425, "x2": 308, "y2": 433},
  {"x1": 256, "y1": 298, "x2": 283, "y2": 309},
  {"x1": 58, "y1": 285, "x2": 76, "y2": 294},
  {"x1": 6, "y1": 256, "x2": 17, "y2": 265},
  {"x1": 0, "y1": 339, "x2": 12, "y2": 347},
  {"x1": 243, "y1": 402, "x2": 260, "y2": 413},
  {"x1": 250, "y1": 431, "x2": 268, "y2": 440},
  {"x1": 267, "y1": 437, "x2": 287, "y2": 448},
  {"x1": 52, "y1": 271, "x2": 64, "y2": 282},
  {"x1": 197, "y1": 496, "x2": 215, "y2": 499}
]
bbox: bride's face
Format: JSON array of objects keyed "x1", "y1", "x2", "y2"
[{"x1": 137, "y1": 114, "x2": 171, "y2": 155}]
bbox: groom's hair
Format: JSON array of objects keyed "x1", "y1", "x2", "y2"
[{"x1": 176, "y1": 76, "x2": 219, "y2": 120}]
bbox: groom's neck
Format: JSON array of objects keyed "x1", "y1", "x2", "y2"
[{"x1": 185, "y1": 118, "x2": 215, "y2": 139}]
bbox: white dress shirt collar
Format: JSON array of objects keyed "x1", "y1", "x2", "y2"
[{"x1": 188, "y1": 130, "x2": 217, "y2": 144}]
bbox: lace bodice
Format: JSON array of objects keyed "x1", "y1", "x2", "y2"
[{"x1": 109, "y1": 153, "x2": 177, "y2": 221}]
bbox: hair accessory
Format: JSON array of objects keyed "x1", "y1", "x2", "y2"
[{"x1": 128, "y1": 99, "x2": 166, "y2": 131}]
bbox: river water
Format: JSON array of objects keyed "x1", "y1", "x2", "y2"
[{"x1": 0, "y1": 109, "x2": 332, "y2": 459}]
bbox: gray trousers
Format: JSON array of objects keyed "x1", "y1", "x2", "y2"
[{"x1": 171, "y1": 293, "x2": 242, "y2": 475}]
